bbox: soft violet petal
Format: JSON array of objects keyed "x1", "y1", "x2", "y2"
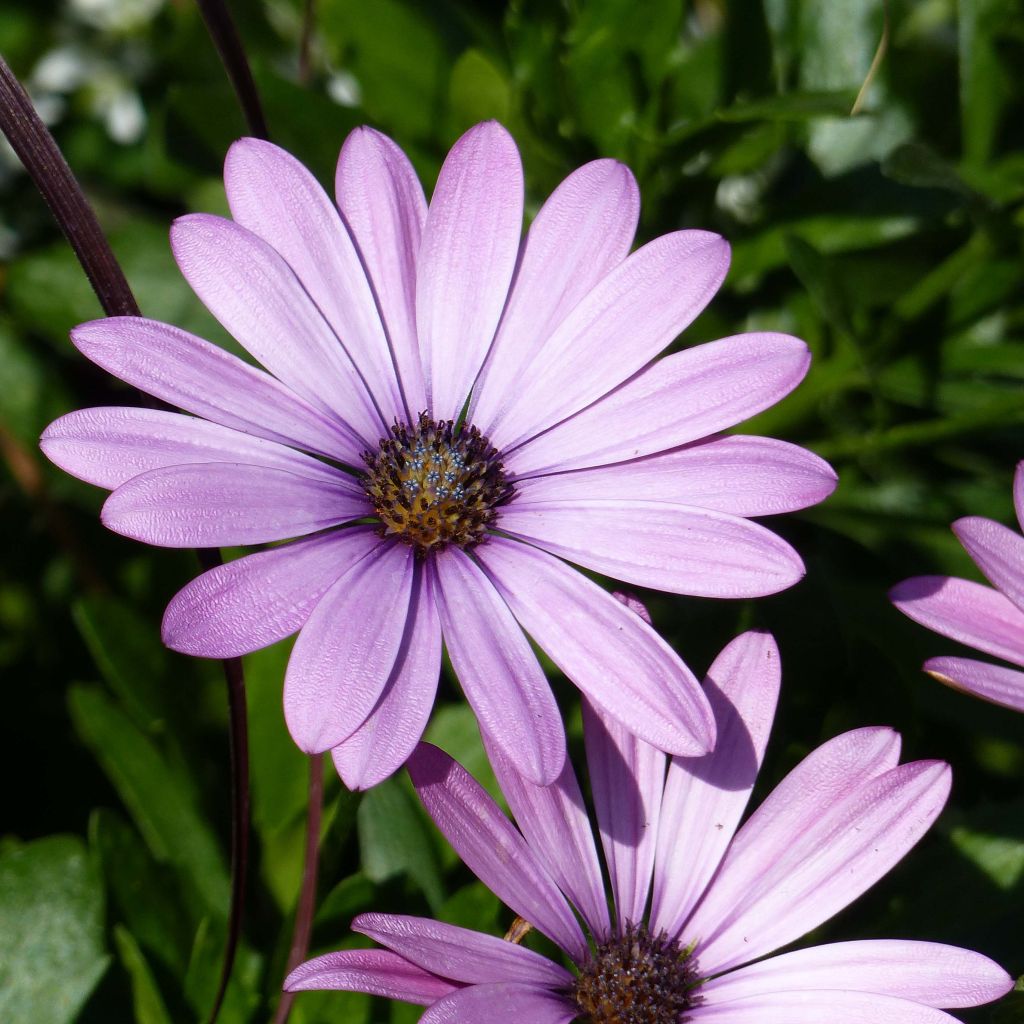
[
  {"x1": 693, "y1": 759, "x2": 951, "y2": 974},
  {"x1": 508, "y1": 333, "x2": 810, "y2": 477},
  {"x1": 101, "y1": 463, "x2": 366, "y2": 547},
  {"x1": 420, "y1": 982, "x2": 577, "y2": 1024},
  {"x1": 162, "y1": 525, "x2": 378, "y2": 658},
  {"x1": 471, "y1": 158, "x2": 639, "y2": 435},
  {"x1": 514, "y1": 436, "x2": 837, "y2": 517},
  {"x1": 681, "y1": 728, "x2": 901, "y2": 953},
  {"x1": 41, "y1": 406, "x2": 346, "y2": 490},
  {"x1": 170, "y1": 213, "x2": 383, "y2": 444},
  {"x1": 337, "y1": 126, "x2": 428, "y2": 412},
  {"x1": 490, "y1": 230, "x2": 729, "y2": 449},
  {"x1": 284, "y1": 541, "x2": 413, "y2": 753},
  {"x1": 331, "y1": 563, "x2": 442, "y2": 791},
  {"x1": 225, "y1": 137, "x2": 406, "y2": 423},
  {"x1": 352, "y1": 913, "x2": 573, "y2": 988},
  {"x1": 407, "y1": 743, "x2": 588, "y2": 961},
  {"x1": 693, "y1": 990, "x2": 964, "y2": 1024},
  {"x1": 475, "y1": 537, "x2": 715, "y2": 756},
  {"x1": 890, "y1": 575, "x2": 1024, "y2": 668},
  {"x1": 649, "y1": 631, "x2": 781, "y2": 939},
  {"x1": 499, "y1": 500, "x2": 805, "y2": 598},
  {"x1": 954, "y1": 515, "x2": 1024, "y2": 614},
  {"x1": 432, "y1": 548, "x2": 565, "y2": 787},
  {"x1": 582, "y1": 698, "x2": 665, "y2": 932},
  {"x1": 284, "y1": 948, "x2": 457, "y2": 1004},
  {"x1": 701, "y1": 939, "x2": 1013, "y2": 1009},
  {"x1": 416, "y1": 121, "x2": 523, "y2": 420},
  {"x1": 925, "y1": 655, "x2": 1024, "y2": 713},
  {"x1": 481, "y1": 731, "x2": 611, "y2": 940},
  {"x1": 1015, "y1": 462, "x2": 1024, "y2": 533},
  {"x1": 69, "y1": 317, "x2": 362, "y2": 463}
]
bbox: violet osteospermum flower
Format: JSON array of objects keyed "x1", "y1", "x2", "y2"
[
  {"x1": 285, "y1": 627, "x2": 1012, "y2": 1024},
  {"x1": 40, "y1": 120, "x2": 835, "y2": 787},
  {"x1": 891, "y1": 460, "x2": 1024, "y2": 713}
]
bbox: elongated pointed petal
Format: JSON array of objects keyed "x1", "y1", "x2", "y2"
[
  {"x1": 420, "y1": 982, "x2": 577, "y2": 1024},
  {"x1": 700, "y1": 939, "x2": 1013, "y2": 1009},
  {"x1": 407, "y1": 743, "x2": 588, "y2": 962},
  {"x1": 284, "y1": 948, "x2": 457, "y2": 1004},
  {"x1": 433, "y1": 548, "x2": 565, "y2": 787},
  {"x1": 925, "y1": 656, "x2": 1024, "y2": 713},
  {"x1": 476, "y1": 538, "x2": 715, "y2": 755},
  {"x1": 163, "y1": 526, "x2": 378, "y2": 658},
  {"x1": 69, "y1": 317, "x2": 362, "y2": 463},
  {"x1": 225, "y1": 137, "x2": 406, "y2": 423},
  {"x1": 508, "y1": 333, "x2": 810, "y2": 477},
  {"x1": 953, "y1": 515, "x2": 1024, "y2": 614},
  {"x1": 417, "y1": 122, "x2": 522, "y2": 419},
  {"x1": 650, "y1": 631, "x2": 780, "y2": 938},
  {"x1": 472, "y1": 158, "x2": 639, "y2": 434},
  {"x1": 692, "y1": 990, "x2": 964, "y2": 1024},
  {"x1": 890, "y1": 575, "x2": 1024, "y2": 667},
  {"x1": 1014, "y1": 462, "x2": 1024, "y2": 533},
  {"x1": 353, "y1": 913, "x2": 572, "y2": 988},
  {"x1": 337, "y1": 126, "x2": 428, "y2": 412},
  {"x1": 284, "y1": 541, "x2": 414, "y2": 753}
]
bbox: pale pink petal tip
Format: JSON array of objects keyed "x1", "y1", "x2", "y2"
[{"x1": 611, "y1": 591, "x2": 653, "y2": 624}]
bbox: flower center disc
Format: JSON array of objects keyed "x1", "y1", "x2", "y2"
[
  {"x1": 362, "y1": 413, "x2": 513, "y2": 556},
  {"x1": 572, "y1": 925, "x2": 701, "y2": 1024}
]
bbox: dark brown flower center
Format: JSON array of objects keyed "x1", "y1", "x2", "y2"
[
  {"x1": 572, "y1": 924, "x2": 702, "y2": 1024},
  {"x1": 362, "y1": 413, "x2": 514, "y2": 556}
]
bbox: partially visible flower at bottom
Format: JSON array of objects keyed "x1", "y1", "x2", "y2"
[
  {"x1": 285, "y1": 629, "x2": 1012, "y2": 1023},
  {"x1": 891, "y1": 460, "x2": 1024, "y2": 714}
]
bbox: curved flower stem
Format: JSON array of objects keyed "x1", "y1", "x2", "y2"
[
  {"x1": 272, "y1": 753, "x2": 325, "y2": 1024},
  {"x1": 195, "y1": 0, "x2": 270, "y2": 139}
]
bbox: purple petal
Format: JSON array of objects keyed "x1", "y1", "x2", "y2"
[
  {"x1": 693, "y1": 990, "x2": 964, "y2": 1024},
  {"x1": 284, "y1": 541, "x2": 414, "y2": 753},
  {"x1": 514, "y1": 436, "x2": 836, "y2": 516},
  {"x1": 492, "y1": 231, "x2": 729, "y2": 450},
  {"x1": 682, "y1": 727, "x2": 901, "y2": 959},
  {"x1": 925, "y1": 655, "x2": 1024, "y2": 713},
  {"x1": 508, "y1": 333, "x2": 810, "y2": 477},
  {"x1": 69, "y1": 317, "x2": 362, "y2": 463},
  {"x1": 162, "y1": 525, "x2": 379, "y2": 657},
  {"x1": 472, "y1": 158, "x2": 639, "y2": 436},
  {"x1": 331, "y1": 563, "x2": 442, "y2": 790},
  {"x1": 170, "y1": 213, "x2": 383, "y2": 444},
  {"x1": 500, "y1": 500, "x2": 805, "y2": 598},
  {"x1": 432, "y1": 548, "x2": 565, "y2": 787},
  {"x1": 225, "y1": 137, "x2": 406, "y2": 423},
  {"x1": 482, "y1": 732, "x2": 610, "y2": 940},
  {"x1": 41, "y1": 406, "x2": 345, "y2": 490},
  {"x1": 1015, "y1": 462, "x2": 1024, "y2": 532},
  {"x1": 101, "y1": 463, "x2": 366, "y2": 547},
  {"x1": 352, "y1": 913, "x2": 572, "y2": 988},
  {"x1": 701, "y1": 939, "x2": 1013, "y2": 1009},
  {"x1": 337, "y1": 126, "x2": 428, "y2": 412},
  {"x1": 649, "y1": 631, "x2": 780, "y2": 938},
  {"x1": 954, "y1": 514, "x2": 1024, "y2": 614},
  {"x1": 420, "y1": 983, "x2": 577, "y2": 1024},
  {"x1": 890, "y1": 575, "x2": 1024, "y2": 668},
  {"x1": 475, "y1": 537, "x2": 715, "y2": 756},
  {"x1": 416, "y1": 121, "x2": 523, "y2": 420},
  {"x1": 582, "y1": 699, "x2": 664, "y2": 932},
  {"x1": 407, "y1": 743, "x2": 588, "y2": 961},
  {"x1": 694, "y1": 759, "x2": 950, "y2": 974},
  {"x1": 284, "y1": 948, "x2": 457, "y2": 1004}
]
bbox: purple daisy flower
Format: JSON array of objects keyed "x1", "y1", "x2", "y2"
[
  {"x1": 891, "y1": 460, "x2": 1024, "y2": 713},
  {"x1": 41, "y1": 120, "x2": 835, "y2": 786},
  {"x1": 285, "y1": 627, "x2": 1012, "y2": 1023}
]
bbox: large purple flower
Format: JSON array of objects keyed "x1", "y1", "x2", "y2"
[
  {"x1": 891, "y1": 460, "x2": 1024, "y2": 713},
  {"x1": 41, "y1": 121, "x2": 834, "y2": 786},
  {"x1": 286, "y1": 628, "x2": 1012, "y2": 1023}
]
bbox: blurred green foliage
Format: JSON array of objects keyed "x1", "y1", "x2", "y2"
[{"x1": 1, "y1": 0, "x2": 1023, "y2": 1020}]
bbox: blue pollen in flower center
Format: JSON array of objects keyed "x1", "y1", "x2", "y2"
[
  {"x1": 361, "y1": 412, "x2": 514, "y2": 555},
  {"x1": 572, "y1": 924, "x2": 703, "y2": 1024}
]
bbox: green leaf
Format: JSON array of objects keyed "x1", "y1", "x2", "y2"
[
  {"x1": 68, "y1": 684, "x2": 229, "y2": 916},
  {"x1": 184, "y1": 918, "x2": 262, "y2": 1024},
  {"x1": 113, "y1": 925, "x2": 174, "y2": 1024},
  {"x1": 959, "y1": 0, "x2": 1013, "y2": 165},
  {"x1": 0, "y1": 835, "x2": 109, "y2": 1024},
  {"x1": 950, "y1": 823, "x2": 1024, "y2": 892},
  {"x1": 449, "y1": 49, "x2": 511, "y2": 133},
  {"x1": 314, "y1": 871, "x2": 376, "y2": 926}
]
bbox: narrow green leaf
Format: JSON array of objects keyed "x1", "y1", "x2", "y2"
[{"x1": 114, "y1": 925, "x2": 174, "y2": 1024}]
